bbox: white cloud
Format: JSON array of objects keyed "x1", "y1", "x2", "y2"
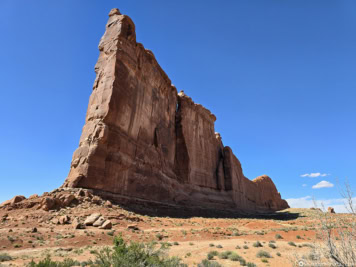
[
  {"x1": 312, "y1": 180, "x2": 334, "y2": 189},
  {"x1": 300, "y1": 173, "x2": 330, "y2": 178},
  {"x1": 286, "y1": 196, "x2": 356, "y2": 213},
  {"x1": 302, "y1": 184, "x2": 307, "y2": 187}
]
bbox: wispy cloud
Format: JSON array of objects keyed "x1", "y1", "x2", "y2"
[
  {"x1": 302, "y1": 184, "x2": 307, "y2": 187},
  {"x1": 300, "y1": 173, "x2": 329, "y2": 178},
  {"x1": 286, "y1": 196, "x2": 355, "y2": 213},
  {"x1": 312, "y1": 180, "x2": 334, "y2": 189}
]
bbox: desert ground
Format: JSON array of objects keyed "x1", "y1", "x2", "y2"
[{"x1": 0, "y1": 190, "x2": 344, "y2": 266}]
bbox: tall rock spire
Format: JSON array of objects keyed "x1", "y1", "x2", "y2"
[{"x1": 62, "y1": 9, "x2": 289, "y2": 212}]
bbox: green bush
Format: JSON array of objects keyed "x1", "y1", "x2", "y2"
[
  {"x1": 268, "y1": 243, "x2": 277, "y2": 249},
  {"x1": 218, "y1": 251, "x2": 232, "y2": 259},
  {"x1": 275, "y1": 233, "x2": 283, "y2": 239},
  {"x1": 256, "y1": 250, "x2": 272, "y2": 258},
  {"x1": 243, "y1": 245, "x2": 249, "y2": 249},
  {"x1": 288, "y1": 241, "x2": 297, "y2": 247},
  {"x1": 252, "y1": 241, "x2": 263, "y2": 247},
  {"x1": 228, "y1": 252, "x2": 246, "y2": 265},
  {"x1": 92, "y1": 235, "x2": 186, "y2": 266},
  {"x1": 27, "y1": 255, "x2": 80, "y2": 267},
  {"x1": 0, "y1": 253, "x2": 12, "y2": 262},
  {"x1": 197, "y1": 259, "x2": 222, "y2": 267},
  {"x1": 207, "y1": 251, "x2": 219, "y2": 260},
  {"x1": 156, "y1": 233, "x2": 164, "y2": 241},
  {"x1": 247, "y1": 263, "x2": 257, "y2": 267}
]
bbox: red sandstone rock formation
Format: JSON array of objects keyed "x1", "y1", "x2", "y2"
[{"x1": 62, "y1": 8, "x2": 289, "y2": 212}]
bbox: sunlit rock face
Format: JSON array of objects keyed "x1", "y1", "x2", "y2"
[{"x1": 62, "y1": 8, "x2": 289, "y2": 212}]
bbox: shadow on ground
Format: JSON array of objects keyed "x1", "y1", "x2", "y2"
[{"x1": 118, "y1": 203, "x2": 301, "y2": 221}]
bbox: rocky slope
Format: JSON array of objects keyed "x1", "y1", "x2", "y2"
[{"x1": 62, "y1": 8, "x2": 288, "y2": 212}]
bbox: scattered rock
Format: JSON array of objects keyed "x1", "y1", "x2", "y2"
[
  {"x1": 31, "y1": 227, "x2": 37, "y2": 233},
  {"x1": 61, "y1": 195, "x2": 75, "y2": 206},
  {"x1": 77, "y1": 189, "x2": 85, "y2": 197},
  {"x1": 84, "y1": 213, "x2": 101, "y2": 226},
  {"x1": 0, "y1": 195, "x2": 26, "y2": 207},
  {"x1": 93, "y1": 216, "x2": 106, "y2": 227},
  {"x1": 104, "y1": 200, "x2": 112, "y2": 208},
  {"x1": 59, "y1": 215, "x2": 70, "y2": 225},
  {"x1": 328, "y1": 207, "x2": 336, "y2": 213},
  {"x1": 40, "y1": 197, "x2": 56, "y2": 211},
  {"x1": 29, "y1": 194, "x2": 39, "y2": 199},
  {"x1": 99, "y1": 220, "x2": 112, "y2": 229},
  {"x1": 92, "y1": 196, "x2": 102, "y2": 204},
  {"x1": 72, "y1": 218, "x2": 85, "y2": 229}
]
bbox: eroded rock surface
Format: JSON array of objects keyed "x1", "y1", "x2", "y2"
[{"x1": 62, "y1": 8, "x2": 289, "y2": 212}]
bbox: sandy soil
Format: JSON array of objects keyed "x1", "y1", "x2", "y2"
[{"x1": 0, "y1": 201, "x2": 346, "y2": 266}]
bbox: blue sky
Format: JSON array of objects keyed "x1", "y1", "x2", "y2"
[{"x1": 1, "y1": 1, "x2": 355, "y2": 212}]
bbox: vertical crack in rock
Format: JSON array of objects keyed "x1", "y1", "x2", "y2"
[{"x1": 62, "y1": 8, "x2": 289, "y2": 212}]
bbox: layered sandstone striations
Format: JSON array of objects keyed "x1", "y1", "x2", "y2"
[{"x1": 62, "y1": 8, "x2": 289, "y2": 212}]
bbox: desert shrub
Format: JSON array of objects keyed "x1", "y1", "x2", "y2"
[
  {"x1": 252, "y1": 241, "x2": 263, "y2": 247},
  {"x1": 228, "y1": 252, "x2": 246, "y2": 265},
  {"x1": 218, "y1": 251, "x2": 232, "y2": 259},
  {"x1": 243, "y1": 245, "x2": 249, "y2": 249},
  {"x1": 261, "y1": 258, "x2": 268, "y2": 263},
  {"x1": 288, "y1": 241, "x2": 297, "y2": 247},
  {"x1": 276, "y1": 252, "x2": 281, "y2": 256},
  {"x1": 27, "y1": 255, "x2": 80, "y2": 267},
  {"x1": 216, "y1": 244, "x2": 223, "y2": 248},
  {"x1": 107, "y1": 231, "x2": 114, "y2": 236},
  {"x1": 247, "y1": 263, "x2": 257, "y2": 267},
  {"x1": 197, "y1": 259, "x2": 222, "y2": 267},
  {"x1": 296, "y1": 235, "x2": 302, "y2": 239},
  {"x1": 0, "y1": 253, "x2": 12, "y2": 262},
  {"x1": 173, "y1": 241, "x2": 179, "y2": 246},
  {"x1": 275, "y1": 233, "x2": 283, "y2": 239},
  {"x1": 209, "y1": 243, "x2": 215, "y2": 247},
  {"x1": 256, "y1": 250, "x2": 272, "y2": 258},
  {"x1": 268, "y1": 243, "x2": 277, "y2": 249},
  {"x1": 207, "y1": 251, "x2": 219, "y2": 260},
  {"x1": 227, "y1": 252, "x2": 240, "y2": 261},
  {"x1": 208, "y1": 251, "x2": 219, "y2": 257},
  {"x1": 156, "y1": 233, "x2": 164, "y2": 240},
  {"x1": 86, "y1": 234, "x2": 186, "y2": 267}
]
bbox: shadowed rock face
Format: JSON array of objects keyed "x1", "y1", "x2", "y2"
[{"x1": 62, "y1": 8, "x2": 289, "y2": 212}]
